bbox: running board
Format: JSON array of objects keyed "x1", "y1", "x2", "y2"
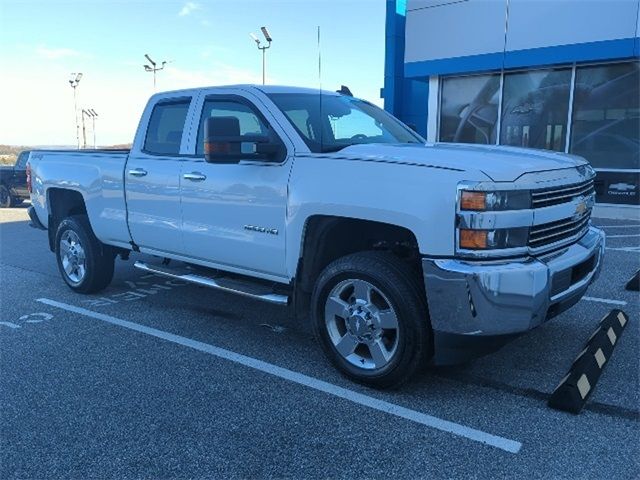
[{"x1": 133, "y1": 261, "x2": 289, "y2": 306}]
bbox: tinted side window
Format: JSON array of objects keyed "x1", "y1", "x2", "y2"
[
  {"x1": 144, "y1": 98, "x2": 191, "y2": 155},
  {"x1": 196, "y1": 100, "x2": 268, "y2": 155}
]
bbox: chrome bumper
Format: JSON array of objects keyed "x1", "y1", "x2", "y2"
[{"x1": 423, "y1": 227, "x2": 605, "y2": 364}]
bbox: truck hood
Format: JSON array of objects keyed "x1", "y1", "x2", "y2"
[{"x1": 330, "y1": 143, "x2": 588, "y2": 182}]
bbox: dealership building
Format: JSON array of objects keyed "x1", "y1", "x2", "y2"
[{"x1": 383, "y1": 0, "x2": 640, "y2": 216}]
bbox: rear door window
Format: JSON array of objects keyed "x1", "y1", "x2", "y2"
[{"x1": 144, "y1": 98, "x2": 191, "y2": 155}]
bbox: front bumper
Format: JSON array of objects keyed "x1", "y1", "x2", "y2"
[{"x1": 423, "y1": 226, "x2": 605, "y2": 365}]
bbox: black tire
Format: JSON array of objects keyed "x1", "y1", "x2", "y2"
[
  {"x1": 55, "y1": 215, "x2": 115, "y2": 293},
  {"x1": 311, "y1": 251, "x2": 432, "y2": 389},
  {"x1": 0, "y1": 185, "x2": 13, "y2": 208}
]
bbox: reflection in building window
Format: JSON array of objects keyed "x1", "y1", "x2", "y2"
[
  {"x1": 500, "y1": 68, "x2": 572, "y2": 151},
  {"x1": 570, "y1": 62, "x2": 639, "y2": 170},
  {"x1": 438, "y1": 74, "x2": 500, "y2": 144}
]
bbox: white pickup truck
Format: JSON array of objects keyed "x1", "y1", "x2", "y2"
[{"x1": 28, "y1": 85, "x2": 605, "y2": 387}]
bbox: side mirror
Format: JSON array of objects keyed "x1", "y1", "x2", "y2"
[{"x1": 204, "y1": 116, "x2": 281, "y2": 163}]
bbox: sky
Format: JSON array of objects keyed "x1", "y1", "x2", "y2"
[{"x1": 0, "y1": 0, "x2": 386, "y2": 146}]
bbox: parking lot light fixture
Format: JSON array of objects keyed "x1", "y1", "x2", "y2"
[
  {"x1": 250, "y1": 26, "x2": 272, "y2": 85},
  {"x1": 143, "y1": 54, "x2": 167, "y2": 90},
  {"x1": 68, "y1": 73, "x2": 83, "y2": 149},
  {"x1": 260, "y1": 26, "x2": 272, "y2": 43}
]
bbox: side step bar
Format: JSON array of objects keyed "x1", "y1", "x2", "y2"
[{"x1": 133, "y1": 261, "x2": 289, "y2": 306}]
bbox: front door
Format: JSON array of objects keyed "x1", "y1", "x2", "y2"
[
  {"x1": 179, "y1": 92, "x2": 292, "y2": 279},
  {"x1": 125, "y1": 96, "x2": 191, "y2": 255}
]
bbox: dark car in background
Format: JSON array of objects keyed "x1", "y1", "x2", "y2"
[{"x1": 0, "y1": 150, "x2": 30, "y2": 208}]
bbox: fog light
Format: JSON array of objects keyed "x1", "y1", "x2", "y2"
[{"x1": 459, "y1": 229, "x2": 487, "y2": 249}]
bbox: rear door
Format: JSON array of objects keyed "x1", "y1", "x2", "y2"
[
  {"x1": 179, "y1": 90, "x2": 294, "y2": 279},
  {"x1": 125, "y1": 96, "x2": 192, "y2": 254}
]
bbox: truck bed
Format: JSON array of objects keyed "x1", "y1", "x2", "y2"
[{"x1": 28, "y1": 149, "x2": 132, "y2": 248}]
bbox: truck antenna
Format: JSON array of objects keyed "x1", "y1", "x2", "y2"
[{"x1": 317, "y1": 25, "x2": 323, "y2": 153}]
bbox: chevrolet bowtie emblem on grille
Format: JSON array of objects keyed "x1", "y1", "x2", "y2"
[{"x1": 575, "y1": 200, "x2": 587, "y2": 216}]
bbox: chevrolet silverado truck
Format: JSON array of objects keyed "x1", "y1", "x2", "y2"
[
  {"x1": 1, "y1": 150, "x2": 30, "y2": 207},
  {"x1": 27, "y1": 85, "x2": 605, "y2": 388}
]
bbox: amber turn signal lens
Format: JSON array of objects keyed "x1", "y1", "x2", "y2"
[
  {"x1": 460, "y1": 191, "x2": 486, "y2": 210},
  {"x1": 460, "y1": 229, "x2": 488, "y2": 249}
]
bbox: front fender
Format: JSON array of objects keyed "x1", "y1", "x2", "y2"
[{"x1": 285, "y1": 156, "x2": 488, "y2": 277}]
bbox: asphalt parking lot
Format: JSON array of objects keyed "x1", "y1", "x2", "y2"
[{"x1": 1, "y1": 205, "x2": 638, "y2": 479}]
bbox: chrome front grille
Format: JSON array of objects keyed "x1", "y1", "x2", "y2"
[
  {"x1": 531, "y1": 179, "x2": 595, "y2": 209},
  {"x1": 529, "y1": 209, "x2": 591, "y2": 249}
]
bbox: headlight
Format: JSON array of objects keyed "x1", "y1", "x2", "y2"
[
  {"x1": 459, "y1": 227, "x2": 529, "y2": 250},
  {"x1": 460, "y1": 190, "x2": 531, "y2": 211}
]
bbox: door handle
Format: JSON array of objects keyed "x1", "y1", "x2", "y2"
[
  {"x1": 183, "y1": 172, "x2": 207, "y2": 181},
  {"x1": 128, "y1": 168, "x2": 148, "y2": 177}
]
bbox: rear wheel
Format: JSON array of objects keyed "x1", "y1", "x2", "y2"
[
  {"x1": 0, "y1": 185, "x2": 14, "y2": 208},
  {"x1": 312, "y1": 251, "x2": 431, "y2": 389},
  {"x1": 55, "y1": 215, "x2": 115, "y2": 293}
]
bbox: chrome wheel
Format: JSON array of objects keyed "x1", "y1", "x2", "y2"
[
  {"x1": 59, "y1": 230, "x2": 87, "y2": 284},
  {"x1": 324, "y1": 279, "x2": 400, "y2": 370}
]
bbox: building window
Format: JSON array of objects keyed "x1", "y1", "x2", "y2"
[
  {"x1": 438, "y1": 74, "x2": 500, "y2": 144},
  {"x1": 436, "y1": 62, "x2": 640, "y2": 206},
  {"x1": 500, "y1": 68, "x2": 572, "y2": 151},
  {"x1": 570, "y1": 62, "x2": 639, "y2": 170}
]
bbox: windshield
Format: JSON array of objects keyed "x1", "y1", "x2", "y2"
[{"x1": 267, "y1": 93, "x2": 424, "y2": 153}]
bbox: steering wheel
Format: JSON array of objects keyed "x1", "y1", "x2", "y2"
[{"x1": 453, "y1": 102, "x2": 497, "y2": 144}]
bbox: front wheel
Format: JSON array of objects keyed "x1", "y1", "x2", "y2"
[
  {"x1": 55, "y1": 216, "x2": 115, "y2": 293},
  {"x1": 311, "y1": 251, "x2": 432, "y2": 389}
]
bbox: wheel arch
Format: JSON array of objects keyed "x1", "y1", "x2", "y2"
[
  {"x1": 46, "y1": 188, "x2": 89, "y2": 251},
  {"x1": 292, "y1": 214, "x2": 425, "y2": 322}
]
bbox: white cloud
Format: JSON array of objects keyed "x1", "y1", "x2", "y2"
[
  {"x1": 35, "y1": 46, "x2": 84, "y2": 60},
  {"x1": 178, "y1": 2, "x2": 200, "y2": 16}
]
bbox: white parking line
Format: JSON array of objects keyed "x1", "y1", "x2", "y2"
[
  {"x1": 606, "y1": 234, "x2": 640, "y2": 239},
  {"x1": 582, "y1": 296, "x2": 628, "y2": 306},
  {"x1": 597, "y1": 225, "x2": 640, "y2": 228},
  {"x1": 37, "y1": 297, "x2": 522, "y2": 454},
  {"x1": 606, "y1": 247, "x2": 640, "y2": 253}
]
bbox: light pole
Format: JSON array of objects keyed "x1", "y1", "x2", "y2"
[
  {"x1": 81, "y1": 109, "x2": 98, "y2": 149},
  {"x1": 89, "y1": 109, "x2": 98, "y2": 148},
  {"x1": 250, "y1": 26, "x2": 272, "y2": 85},
  {"x1": 143, "y1": 54, "x2": 167, "y2": 90},
  {"x1": 81, "y1": 109, "x2": 89, "y2": 149},
  {"x1": 68, "y1": 73, "x2": 83, "y2": 149}
]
